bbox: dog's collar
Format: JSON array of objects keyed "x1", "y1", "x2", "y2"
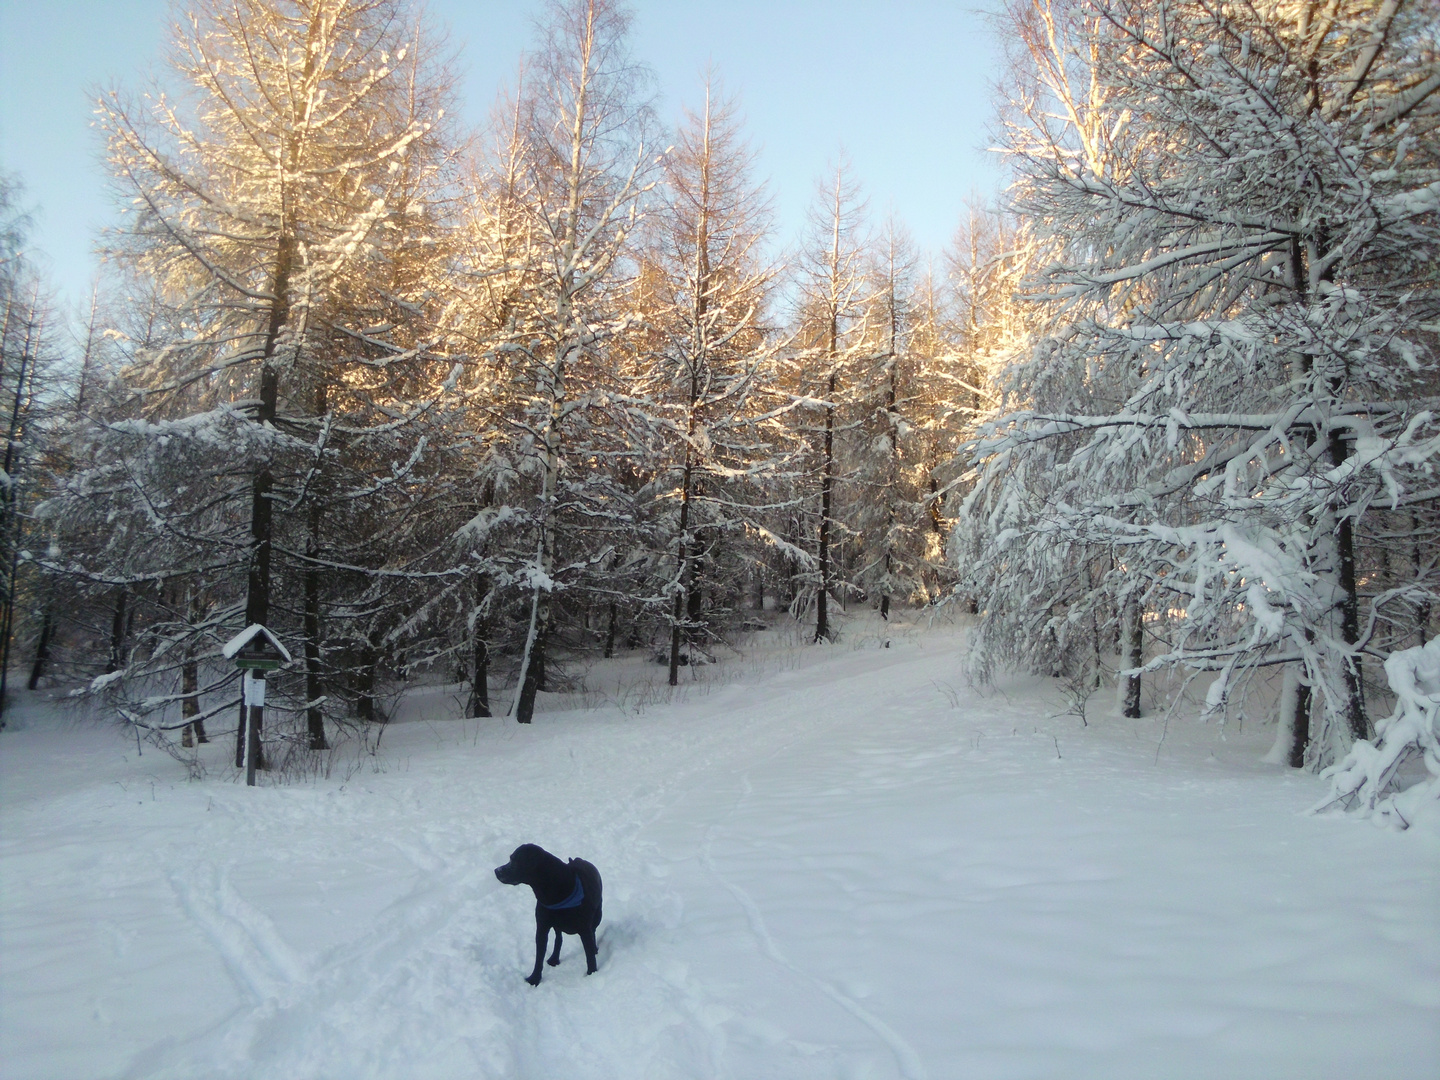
[{"x1": 541, "y1": 876, "x2": 585, "y2": 910}]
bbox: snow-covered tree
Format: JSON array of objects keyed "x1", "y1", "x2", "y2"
[
  {"x1": 960, "y1": 0, "x2": 1440, "y2": 765},
  {"x1": 629, "y1": 77, "x2": 779, "y2": 684},
  {"x1": 849, "y1": 218, "x2": 979, "y2": 620},
  {"x1": 940, "y1": 205, "x2": 1029, "y2": 610},
  {"x1": 848, "y1": 218, "x2": 920, "y2": 621},
  {"x1": 0, "y1": 177, "x2": 61, "y2": 721},
  {"x1": 65, "y1": 0, "x2": 461, "y2": 757},
  {"x1": 790, "y1": 159, "x2": 871, "y2": 642},
  {"x1": 492, "y1": 0, "x2": 657, "y2": 722}
]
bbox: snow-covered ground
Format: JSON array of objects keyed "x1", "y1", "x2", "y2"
[{"x1": 2, "y1": 618, "x2": 1437, "y2": 1080}]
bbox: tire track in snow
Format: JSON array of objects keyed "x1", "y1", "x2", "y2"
[{"x1": 702, "y1": 776, "x2": 929, "y2": 1080}]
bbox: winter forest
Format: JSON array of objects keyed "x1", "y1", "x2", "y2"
[
  {"x1": 2, "y1": 0, "x2": 1439, "y2": 1075},
  {"x1": 4, "y1": 0, "x2": 1435, "y2": 809}
]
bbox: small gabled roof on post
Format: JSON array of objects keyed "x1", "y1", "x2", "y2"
[{"x1": 222, "y1": 624, "x2": 293, "y2": 664}]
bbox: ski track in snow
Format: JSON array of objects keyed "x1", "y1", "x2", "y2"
[
  {"x1": 169, "y1": 862, "x2": 308, "y2": 1004},
  {"x1": 703, "y1": 775, "x2": 930, "y2": 1080},
  {"x1": 2, "y1": 620, "x2": 1439, "y2": 1079}
]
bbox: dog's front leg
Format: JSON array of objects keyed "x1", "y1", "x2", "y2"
[
  {"x1": 547, "y1": 931, "x2": 563, "y2": 967},
  {"x1": 527, "y1": 921, "x2": 549, "y2": 985},
  {"x1": 579, "y1": 924, "x2": 599, "y2": 975}
]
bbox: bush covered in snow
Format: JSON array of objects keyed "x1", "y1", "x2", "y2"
[{"x1": 1319, "y1": 637, "x2": 1440, "y2": 830}]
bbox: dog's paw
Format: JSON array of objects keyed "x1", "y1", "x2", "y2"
[
  {"x1": 547, "y1": 957, "x2": 561, "y2": 967},
  {"x1": 525, "y1": 973, "x2": 542, "y2": 986}
]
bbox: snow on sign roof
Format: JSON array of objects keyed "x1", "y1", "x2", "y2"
[{"x1": 221, "y1": 624, "x2": 293, "y2": 664}]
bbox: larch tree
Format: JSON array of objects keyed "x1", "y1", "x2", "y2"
[
  {"x1": 439, "y1": 73, "x2": 546, "y2": 720},
  {"x1": 0, "y1": 177, "x2": 60, "y2": 722},
  {"x1": 851, "y1": 217, "x2": 919, "y2": 622},
  {"x1": 24, "y1": 280, "x2": 124, "y2": 702},
  {"x1": 498, "y1": 0, "x2": 657, "y2": 723},
  {"x1": 850, "y1": 218, "x2": 972, "y2": 620},
  {"x1": 790, "y1": 158, "x2": 871, "y2": 643},
  {"x1": 68, "y1": 0, "x2": 461, "y2": 756},
  {"x1": 630, "y1": 76, "x2": 778, "y2": 685},
  {"x1": 940, "y1": 205, "x2": 1025, "y2": 611}
]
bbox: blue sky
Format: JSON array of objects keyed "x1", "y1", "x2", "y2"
[{"x1": 0, "y1": 0, "x2": 1005, "y2": 316}]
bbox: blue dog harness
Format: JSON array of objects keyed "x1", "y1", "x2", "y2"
[{"x1": 541, "y1": 876, "x2": 584, "y2": 910}]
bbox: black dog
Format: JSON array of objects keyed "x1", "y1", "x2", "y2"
[{"x1": 494, "y1": 844, "x2": 603, "y2": 985}]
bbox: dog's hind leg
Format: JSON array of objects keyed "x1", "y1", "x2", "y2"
[
  {"x1": 547, "y1": 931, "x2": 563, "y2": 967},
  {"x1": 579, "y1": 925, "x2": 599, "y2": 975}
]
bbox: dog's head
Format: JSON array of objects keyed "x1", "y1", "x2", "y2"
[{"x1": 494, "y1": 843, "x2": 547, "y2": 886}]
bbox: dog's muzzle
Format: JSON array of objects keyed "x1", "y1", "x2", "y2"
[{"x1": 494, "y1": 863, "x2": 517, "y2": 884}]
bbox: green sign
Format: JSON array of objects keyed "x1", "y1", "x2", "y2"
[{"x1": 234, "y1": 656, "x2": 282, "y2": 670}]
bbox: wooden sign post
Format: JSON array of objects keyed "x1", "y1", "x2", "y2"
[{"x1": 222, "y1": 625, "x2": 292, "y2": 787}]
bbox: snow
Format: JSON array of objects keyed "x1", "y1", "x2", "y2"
[{"x1": 3, "y1": 619, "x2": 1437, "y2": 1079}]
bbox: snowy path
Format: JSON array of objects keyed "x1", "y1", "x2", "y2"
[{"x1": 2, "y1": 624, "x2": 1437, "y2": 1079}]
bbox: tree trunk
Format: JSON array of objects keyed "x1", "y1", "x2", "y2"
[
  {"x1": 815, "y1": 369, "x2": 836, "y2": 643},
  {"x1": 180, "y1": 647, "x2": 206, "y2": 748},
  {"x1": 1292, "y1": 232, "x2": 1366, "y2": 743},
  {"x1": 603, "y1": 602, "x2": 617, "y2": 659},
  {"x1": 356, "y1": 632, "x2": 379, "y2": 723},
  {"x1": 468, "y1": 574, "x2": 491, "y2": 718},
  {"x1": 880, "y1": 261, "x2": 902, "y2": 624},
  {"x1": 512, "y1": 339, "x2": 561, "y2": 724},
  {"x1": 1287, "y1": 674, "x2": 1313, "y2": 769},
  {"x1": 107, "y1": 588, "x2": 128, "y2": 675},
  {"x1": 26, "y1": 602, "x2": 51, "y2": 690},
  {"x1": 246, "y1": 468, "x2": 275, "y2": 631},
  {"x1": 514, "y1": 622, "x2": 546, "y2": 724},
  {"x1": 1265, "y1": 663, "x2": 1301, "y2": 766},
  {"x1": 235, "y1": 224, "x2": 293, "y2": 771},
  {"x1": 673, "y1": 167, "x2": 711, "y2": 680},
  {"x1": 531, "y1": 628, "x2": 546, "y2": 693},
  {"x1": 1328, "y1": 429, "x2": 1368, "y2": 742},
  {"x1": 669, "y1": 448, "x2": 693, "y2": 686},
  {"x1": 1122, "y1": 601, "x2": 1143, "y2": 718},
  {"x1": 511, "y1": 26, "x2": 596, "y2": 724},
  {"x1": 0, "y1": 539, "x2": 19, "y2": 715},
  {"x1": 303, "y1": 537, "x2": 326, "y2": 750}
]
